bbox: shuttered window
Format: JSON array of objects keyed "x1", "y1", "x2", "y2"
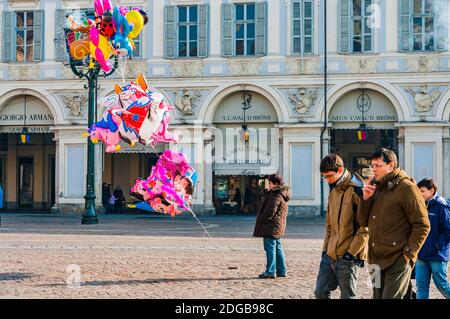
[
  {"x1": 164, "y1": 4, "x2": 209, "y2": 58},
  {"x1": 339, "y1": 0, "x2": 373, "y2": 53},
  {"x1": 293, "y1": 0, "x2": 314, "y2": 55},
  {"x1": 2, "y1": 10, "x2": 44, "y2": 62}
]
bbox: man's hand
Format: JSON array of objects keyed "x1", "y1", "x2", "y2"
[{"x1": 362, "y1": 181, "x2": 376, "y2": 201}]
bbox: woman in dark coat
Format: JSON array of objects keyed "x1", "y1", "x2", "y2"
[{"x1": 253, "y1": 174, "x2": 291, "y2": 279}]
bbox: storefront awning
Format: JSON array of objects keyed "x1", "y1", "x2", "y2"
[
  {"x1": 114, "y1": 141, "x2": 165, "y2": 153},
  {"x1": 214, "y1": 166, "x2": 278, "y2": 176}
]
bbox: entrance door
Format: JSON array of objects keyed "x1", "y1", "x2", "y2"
[
  {"x1": 330, "y1": 129, "x2": 398, "y2": 179},
  {"x1": 18, "y1": 158, "x2": 34, "y2": 208}
]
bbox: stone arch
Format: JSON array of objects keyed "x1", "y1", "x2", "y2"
[
  {"x1": 317, "y1": 81, "x2": 409, "y2": 122},
  {"x1": 199, "y1": 83, "x2": 289, "y2": 124},
  {"x1": 0, "y1": 88, "x2": 65, "y2": 125}
]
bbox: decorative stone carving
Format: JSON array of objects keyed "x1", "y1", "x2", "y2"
[
  {"x1": 405, "y1": 86, "x2": 442, "y2": 113},
  {"x1": 174, "y1": 89, "x2": 202, "y2": 116},
  {"x1": 407, "y1": 56, "x2": 439, "y2": 73},
  {"x1": 170, "y1": 60, "x2": 203, "y2": 78},
  {"x1": 228, "y1": 59, "x2": 260, "y2": 76},
  {"x1": 288, "y1": 88, "x2": 318, "y2": 115},
  {"x1": 8, "y1": 65, "x2": 39, "y2": 81},
  {"x1": 346, "y1": 58, "x2": 378, "y2": 73},
  {"x1": 62, "y1": 95, "x2": 88, "y2": 117}
]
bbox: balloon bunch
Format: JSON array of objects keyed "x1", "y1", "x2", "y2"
[
  {"x1": 129, "y1": 150, "x2": 198, "y2": 216},
  {"x1": 83, "y1": 74, "x2": 177, "y2": 152},
  {"x1": 65, "y1": 0, "x2": 148, "y2": 71}
]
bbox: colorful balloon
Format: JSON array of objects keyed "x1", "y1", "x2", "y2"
[
  {"x1": 89, "y1": 27, "x2": 113, "y2": 71},
  {"x1": 111, "y1": 7, "x2": 133, "y2": 57},
  {"x1": 129, "y1": 150, "x2": 197, "y2": 216},
  {"x1": 125, "y1": 9, "x2": 144, "y2": 39}
]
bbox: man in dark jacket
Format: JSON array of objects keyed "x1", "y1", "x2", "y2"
[
  {"x1": 315, "y1": 154, "x2": 368, "y2": 299},
  {"x1": 253, "y1": 174, "x2": 291, "y2": 279},
  {"x1": 416, "y1": 178, "x2": 450, "y2": 299},
  {"x1": 359, "y1": 148, "x2": 430, "y2": 299}
]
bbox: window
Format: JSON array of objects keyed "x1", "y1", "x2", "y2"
[
  {"x1": 235, "y1": 3, "x2": 255, "y2": 56},
  {"x1": 339, "y1": 0, "x2": 373, "y2": 53},
  {"x1": 399, "y1": 0, "x2": 447, "y2": 52},
  {"x1": 413, "y1": 0, "x2": 435, "y2": 51},
  {"x1": 222, "y1": 2, "x2": 266, "y2": 57},
  {"x1": 15, "y1": 12, "x2": 35, "y2": 62},
  {"x1": 351, "y1": 0, "x2": 372, "y2": 52},
  {"x1": 164, "y1": 4, "x2": 208, "y2": 59},
  {"x1": 3, "y1": 10, "x2": 44, "y2": 63},
  {"x1": 293, "y1": 0, "x2": 313, "y2": 55},
  {"x1": 178, "y1": 6, "x2": 198, "y2": 57}
]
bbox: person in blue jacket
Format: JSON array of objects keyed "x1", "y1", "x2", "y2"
[{"x1": 416, "y1": 178, "x2": 450, "y2": 299}]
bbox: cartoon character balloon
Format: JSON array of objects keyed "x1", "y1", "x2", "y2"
[
  {"x1": 129, "y1": 150, "x2": 198, "y2": 216},
  {"x1": 84, "y1": 74, "x2": 178, "y2": 152}
]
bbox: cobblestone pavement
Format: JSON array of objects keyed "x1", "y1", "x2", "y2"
[{"x1": 0, "y1": 214, "x2": 447, "y2": 299}]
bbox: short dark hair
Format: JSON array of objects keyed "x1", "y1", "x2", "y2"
[
  {"x1": 371, "y1": 148, "x2": 398, "y2": 168},
  {"x1": 320, "y1": 154, "x2": 344, "y2": 173},
  {"x1": 417, "y1": 178, "x2": 437, "y2": 195},
  {"x1": 268, "y1": 174, "x2": 284, "y2": 186}
]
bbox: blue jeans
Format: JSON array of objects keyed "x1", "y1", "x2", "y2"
[
  {"x1": 416, "y1": 260, "x2": 450, "y2": 299},
  {"x1": 263, "y1": 237, "x2": 287, "y2": 276}
]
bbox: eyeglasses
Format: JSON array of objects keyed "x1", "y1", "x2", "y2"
[{"x1": 370, "y1": 163, "x2": 387, "y2": 169}]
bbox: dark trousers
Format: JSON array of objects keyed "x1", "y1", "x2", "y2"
[
  {"x1": 315, "y1": 254, "x2": 360, "y2": 299},
  {"x1": 372, "y1": 255, "x2": 412, "y2": 299}
]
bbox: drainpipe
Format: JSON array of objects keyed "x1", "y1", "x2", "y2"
[{"x1": 319, "y1": 0, "x2": 328, "y2": 218}]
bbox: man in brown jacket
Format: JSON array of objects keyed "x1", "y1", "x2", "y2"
[
  {"x1": 359, "y1": 148, "x2": 430, "y2": 299},
  {"x1": 314, "y1": 154, "x2": 369, "y2": 299}
]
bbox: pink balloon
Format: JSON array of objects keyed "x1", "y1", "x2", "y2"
[
  {"x1": 119, "y1": 6, "x2": 129, "y2": 16},
  {"x1": 89, "y1": 27, "x2": 99, "y2": 46},
  {"x1": 103, "y1": 0, "x2": 112, "y2": 11},
  {"x1": 95, "y1": 47, "x2": 112, "y2": 72},
  {"x1": 94, "y1": 0, "x2": 103, "y2": 16}
]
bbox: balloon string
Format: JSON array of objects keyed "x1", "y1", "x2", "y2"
[
  {"x1": 147, "y1": 145, "x2": 210, "y2": 238},
  {"x1": 187, "y1": 205, "x2": 212, "y2": 238}
]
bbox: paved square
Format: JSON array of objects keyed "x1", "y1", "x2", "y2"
[{"x1": 0, "y1": 214, "x2": 446, "y2": 299}]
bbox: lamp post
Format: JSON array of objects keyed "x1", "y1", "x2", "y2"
[
  {"x1": 20, "y1": 95, "x2": 30, "y2": 144},
  {"x1": 241, "y1": 86, "x2": 252, "y2": 143},
  {"x1": 356, "y1": 82, "x2": 371, "y2": 141},
  {"x1": 65, "y1": 29, "x2": 118, "y2": 225}
]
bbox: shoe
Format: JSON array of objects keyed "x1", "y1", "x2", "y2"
[
  {"x1": 258, "y1": 273, "x2": 276, "y2": 279},
  {"x1": 276, "y1": 273, "x2": 287, "y2": 278}
]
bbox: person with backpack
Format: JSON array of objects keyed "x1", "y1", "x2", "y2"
[
  {"x1": 314, "y1": 154, "x2": 368, "y2": 299},
  {"x1": 416, "y1": 178, "x2": 450, "y2": 299}
]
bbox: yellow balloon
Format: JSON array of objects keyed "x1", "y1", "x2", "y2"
[
  {"x1": 89, "y1": 34, "x2": 113, "y2": 62},
  {"x1": 126, "y1": 10, "x2": 144, "y2": 39}
]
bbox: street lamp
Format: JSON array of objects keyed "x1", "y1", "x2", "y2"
[
  {"x1": 20, "y1": 95, "x2": 30, "y2": 144},
  {"x1": 356, "y1": 82, "x2": 371, "y2": 141},
  {"x1": 64, "y1": 27, "x2": 118, "y2": 225},
  {"x1": 241, "y1": 85, "x2": 252, "y2": 143}
]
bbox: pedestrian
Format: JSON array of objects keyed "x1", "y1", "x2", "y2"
[
  {"x1": 253, "y1": 174, "x2": 290, "y2": 279},
  {"x1": 114, "y1": 185, "x2": 124, "y2": 213},
  {"x1": 107, "y1": 193, "x2": 116, "y2": 214},
  {"x1": 234, "y1": 187, "x2": 242, "y2": 213},
  {"x1": 415, "y1": 178, "x2": 450, "y2": 299},
  {"x1": 102, "y1": 182, "x2": 108, "y2": 210},
  {"x1": 314, "y1": 154, "x2": 369, "y2": 299},
  {"x1": 358, "y1": 148, "x2": 430, "y2": 299}
]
